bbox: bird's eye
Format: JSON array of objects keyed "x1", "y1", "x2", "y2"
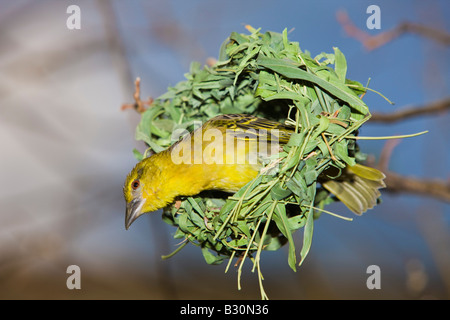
[{"x1": 131, "y1": 179, "x2": 140, "y2": 190}]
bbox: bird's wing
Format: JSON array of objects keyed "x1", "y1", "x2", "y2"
[
  {"x1": 205, "y1": 114, "x2": 293, "y2": 144},
  {"x1": 322, "y1": 163, "x2": 386, "y2": 215}
]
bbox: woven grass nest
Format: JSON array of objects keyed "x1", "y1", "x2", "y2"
[{"x1": 130, "y1": 26, "x2": 390, "y2": 299}]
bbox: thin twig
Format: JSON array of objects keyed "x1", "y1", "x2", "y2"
[
  {"x1": 121, "y1": 77, "x2": 153, "y2": 113},
  {"x1": 321, "y1": 132, "x2": 336, "y2": 161}
]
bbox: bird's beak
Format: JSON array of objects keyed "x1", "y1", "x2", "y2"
[{"x1": 125, "y1": 198, "x2": 145, "y2": 230}]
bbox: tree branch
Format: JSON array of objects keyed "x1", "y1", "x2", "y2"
[
  {"x1": 398, "y1": 21, "x2": 450, "y2": 46},
  {"x1": 383, "y1": 171, "x2": 450, "y2": 203},
  {"x1": 372, "y1": 139, "x2": 450, "y2": 203},
  {"x1": 370, "y1": 96, "x2": 450, "y2": 123},
  {"x1": 336, "y1": 10, "x2": 450, "y2": 51}
]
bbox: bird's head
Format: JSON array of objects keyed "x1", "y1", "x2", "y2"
[{"x1": 123, "y1": 157, "x2": 169, "y2": 229}]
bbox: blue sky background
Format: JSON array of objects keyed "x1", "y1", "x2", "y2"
[{"x1": 0, "y1": 0, "x2": 448, "y2": 299}]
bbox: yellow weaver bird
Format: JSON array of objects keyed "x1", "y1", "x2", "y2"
[{"x1": 124, "y1": 114, "x2": 385, "y2": 229}]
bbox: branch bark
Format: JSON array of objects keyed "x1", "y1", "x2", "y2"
[
  {"x1": 383, "y1": 171, "x2": 450, "y2": 203},
  {"x1": 370, "y1": 97, "x2": 450, "y2": 123}
]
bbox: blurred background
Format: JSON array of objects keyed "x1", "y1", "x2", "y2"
[{"x1": 0, "y1": 0, "x2": 449, "y2": 299}]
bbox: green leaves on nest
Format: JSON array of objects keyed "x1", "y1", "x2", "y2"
[{"x1": 135, "y1": 27, "x2": 372, "y2": 298}]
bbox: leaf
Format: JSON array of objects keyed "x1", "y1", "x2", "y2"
[
  {"x1": 333, "y1": 47, "x2": 347, "y2": 83},
  {"x1": 132, "y1": 148, "x2": 144, "y2": 161},
  {"x1": 273, "y1": 203, "x2": 297, "y2": 272},
  {"x1": 327, "y1": 122, "x2": 347, "y2": 135},
  {"x1": 261, "y1": 91, "x2": 311, "y2": 104},
  {"x1": 287, "y1": 132, "x2": 305, "y2": 147},
  {"x1": 334, "y1": 139, "x2": 356, "y2": 166},
  {"x1": 177, "y1": 211, "x2": 194, "y2": 235},
  {"x1": 236, "y1": 221, "x2": 252, "y2": 239},
  {"x1": 314, "y1": 52, "x2": 335, "y2": 65},
  {"x1": 187, "y1": 197, "x2": 206, "y2": 227},
  {"x1": 317, "y1": 140, "x2": 329, "y2": 158},
  {"x1": 218, "y1": 36, "x2": 231, "y2": 61},
  {"x1": 263, "y1": 235, "x2": 287, "y2": 251},
  {"x1": 280, "y1": 146, "x2": 301, "y2": 174},
  {"x1": 285, "y1": 175, "x2": 307, "y2": 198},
  {"x1": 135, "y1": 106, "x2": 169, "y2": 151},
  {"x1": 311, "y1": 114, "x2": 330, "y2": 140},
  {"x1": 345, "y1": 79, "x2": 367, "y2": 95},
  {"x1": 304, "y1": 169, "x2": 318, "y2": 186},
  {"x1": 257, "y1": 55, "x2": 369, "y2": 115},
  {"x1": 166, "y1": 102, "x2": 182, "y2": 124},
  {"x1": 288, "y1": 213, "x2": 306, "y2": 230},
  {"x1": 270, "y1": 182, "x2": 292, "y2": 200},
  {"x1": 201, "y1": 247, "x2": 226, "y2": 265},
  {"x1": 299, "y1": 205, "x2": 314, "y2": 266},
  {"x1": 234, "y1": 45, "x2": 261, "y2": 84},
  {"x1": 188, "y1": 197, "x2": 205, "y2": 215}
]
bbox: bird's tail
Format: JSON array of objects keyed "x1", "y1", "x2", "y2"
[{"x1": 322, "y1": 163, "x2": 386, "y2": 215}]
